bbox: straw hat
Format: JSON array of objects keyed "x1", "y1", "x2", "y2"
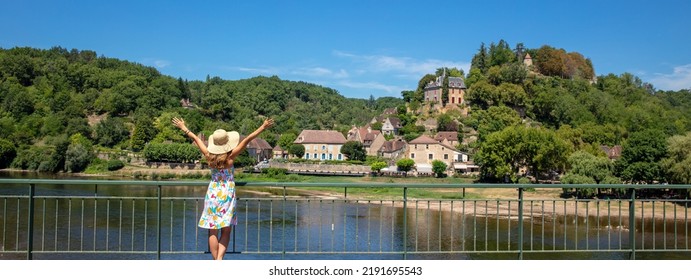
[{"x1": 207, "y1": 129, "x2": 240, "y2": 154}]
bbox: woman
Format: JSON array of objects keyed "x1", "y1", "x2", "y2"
[{"x1": 172, "y1": 117, "x2": 274, "y2": 260}]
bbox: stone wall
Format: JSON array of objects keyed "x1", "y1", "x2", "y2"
[{"x1": 270, "y1": 162, "x2": 370, "y2": 173}]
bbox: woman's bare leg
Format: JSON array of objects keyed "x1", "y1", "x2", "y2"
[
  {"x1": 216, "y1": 227, "x2": 232, "y2": 260},
  {"x1": 208, "y1": 229, "x2": 219, "y2": 260}
]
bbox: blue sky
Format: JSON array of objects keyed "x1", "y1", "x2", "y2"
[{"x1": 1, "y1": 0, "x2": 690, "y2": 99}]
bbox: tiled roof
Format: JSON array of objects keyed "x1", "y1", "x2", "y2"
[
  {"x1": 242, "y1": 136, "x2": 273, "y2": 150},
  {"x1": 448, "y1": 77, "x2": 466, "y2": 89},
  {"x1": 294, "y1": 130, "x2": 347, "y2": 144},
  {"x1": 388, "y1": 117, "x2": 401, "y2": 128},
  {"x1": 409, "y1": 135, "x2": 438, "y2": 144},
  {"x1": 382, "y1": 107, "x2": 397, "y2": 115},
  {"x1": 435, "y1": 131, "x2": 458, "y2": 142},
  {"x1": 379, "y1": 140, "x2": 407, "y2": 153},
  {"x1": 600, "y1": 145, "x2": 622, "y2": 159}
]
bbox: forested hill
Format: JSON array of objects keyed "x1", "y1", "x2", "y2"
[{"x1": 0, "y1": 46, "x2": 402, "y2": 162}]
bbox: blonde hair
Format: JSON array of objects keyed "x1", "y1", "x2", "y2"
[{"x1": 206, "y1": 152, "x2": 230, "y2": 169}]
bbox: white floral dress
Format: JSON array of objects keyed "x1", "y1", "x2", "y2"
[{"x1": 198, "y1": 167, "x2": 237, "y2": 229}]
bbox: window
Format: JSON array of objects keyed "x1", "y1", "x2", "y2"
[
  {"x1": 338, "y1": 154, "x2": 342, "y2": 160},
  {"x1": 411, "y1": 153, "x2": 415, "y2": 159},
  {"x1": 305, "y1": 154, "x2": 310, "y2": 159},
  {"x1": 425, "y1": 144, "x2": 429, "y2": 149},
  {"x1": 444, "y1": 154, "x2": 448, "y2": 160},
  {"x1": 414, "y1": 144, "x2": 417, "y2": 149},
  {"x1": 322, "y1": 145, "x2": 326, "y2": 150},
  {"x1": 428, "y1": 154, "x2": 433, "y2": 160},
  {"x1": 313, "y1": 153, "x2": 317, "y2": 159},
  {"x1": 329, "y1": 154, "x2": 333, "y2": 160},
  {"x1": 321, "y1": 153, "x2": 325, "y2": 160}
]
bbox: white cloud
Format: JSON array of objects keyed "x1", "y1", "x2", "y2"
[
  {"x1": 291, "y1": 67, "x2": 349, "y2": 79},
  {"x1": 649, "y1": 64, "x2": 691, "y2": 91},
  {"x1": 332, "y1": 50, "x2": 470, "y2": 78},
  {"x1": 141, "y1": 58, "x2": 171, "y2": 69},
  {"x1": 232, "y1": 66, "x2": 279, "y2": 75},
  {"x1": 338, "y1": 80, "x2": 405, "y2": 94}
]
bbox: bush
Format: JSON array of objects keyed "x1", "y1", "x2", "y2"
[{"x1": 107, "y1": 159, "x2": 125, "y2": 171}]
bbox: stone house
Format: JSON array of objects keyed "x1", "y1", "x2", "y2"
[
  {"x1": 272, "y1": 145, "x2": 289, "y2": 159},
  {"x1": 407, "y1": 135, "x2": 465, "y2": 174},
  {"x1": 434, "y1": 131, "x2": 459, "y2": 147},
  {"x1": 423, "y1": 75, "x2": 466, "y2": 107},
  {"x1": 294, "y1": 130, "x2": 347, "y2": 161},
  {"x1": 347, "y1": 125, "x2": 386, "y2": 156},
  {"x1": 378, "y1": 139, "x2": 407, "y2": 160},
  {"x1": 242, "y1": 136, "x2": 273, "y2": 162}
]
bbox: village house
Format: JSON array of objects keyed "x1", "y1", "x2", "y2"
[
  {"x1": 272, "y1": 145, "x2": 289, "y2": 159},
  {"x1": 242, "y1": 136, "x2": 273, "y2": 162},
  {"x1": 378, "y1": 138, "x2": 407, "y2": 160},
  {"x1": 423, "y1": 74, "x2": 467, "y2": 108},
  {"x1": 347, "y1": 125, "x2": 386, "y2": 156},
  {"x1": 407, "y1": 134, "x2": 466, "y2": 175},
  {"x1": 434, "y1": 131, "x2": 459, "y2": 147},
  {"x1": 294, "y1": 130, "x2": 347, "y2": 161},
  {"x1": 600, "y1": 145, "x2": 622, "y2": 160},
  {"x1": 370, "y1": 116, "x2": 402, "y2": 136}
]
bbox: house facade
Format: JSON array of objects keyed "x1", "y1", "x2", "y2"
[
  {"x1": 423, "y1": 75, "x2": 467, "y2": 107},
  {"x1": 243, "y1": 136, "x2": 273, "y2": 162},
  {"x1": 272, "y1": 146, "x2": 289, "y2": 159},
  {"x1": 294, "y1": 130, "x2": 347, "y2": 161},
  {"x1": 407, "y1": 135, "x2": 465, "y2": 174},
  {"x1": 347, "y1": 125, "x2": 386, "y2": 156},
  {"x1": 434, "y1": 131, "x2": 459, "y2": 147},
  {"x1": 378, "y1": 139, "x2": 407, "y2": 160}
]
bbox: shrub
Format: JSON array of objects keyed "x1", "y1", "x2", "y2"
[{"x1": 107, "y1": 159, "x2": 125, "y2": 171}]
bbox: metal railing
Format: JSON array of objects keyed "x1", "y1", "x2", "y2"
[{"x1": 0, "y1": 179, "x2": 689, "y2": 260}]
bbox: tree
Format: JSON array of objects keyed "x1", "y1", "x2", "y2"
[
  {"x1": 288, "y1": 144, "x2": 305, "y2": 158},
  {"x1": 340, "y1": 141, "x2": 366, "y2": 161},
  {"x1": 432, "y1": 160, "x2": 448, "y2": 177},
  {"x1": 475, "y1": 125, "x2": 569, "y2": 182},
  {"x1": 94, "y1": 117, "x2": 130, "y2": 148},
  {"x1": 277, "y1": 133, "x2": 297, "y2": 151},
  {"x1": 396, "y1": 158, "x2": 415, "y2": 173},
  {"x1": 370, "y1": 161, "x2": 387, "y2": 173},
  {"x1": 616, "y1": 129, "x2": 668, "y2": 183},
  {"x1": 0, "y1": 139, "x2": 16, "y2": 168},
  {"x1": 661, "y1": 132, "x2": 691, "y2": 184},
  {"x1": 470, "y1": 43, "x2": 488, "y2": 73},
  {"x1": 65, "y1": 143, "x2": 91, "y2": 173}
]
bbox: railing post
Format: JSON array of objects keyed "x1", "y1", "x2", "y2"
[
  {"x1": 157, "y1": 184, "x2": 161, "y2": 260},
  {"x1": 27, "y1": 184, "x2": 35, "y2": 260},
  {"x1": 518, "y1": 186, "x2": 523, "y2": 260},
  {"x1": 282, "y1": 185, "x2": 286, "y2": 259},
  {"x1": 403, "y1": 186, "x2": 408, "y2": 260},
  {"x1": 629, "y1": 188, "x2": 636, "y2": 260}
]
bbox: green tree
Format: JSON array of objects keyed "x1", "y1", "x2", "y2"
[
  {"x1": 94, "y1": 117, "x2": 130, "y2": 148},
  {"x1": 431, "y1": 160, "x2": 448, "y2": 177},
  {"x1": 396, "y1": 158, "x2": 415, "y2": 173},
  {"x1": 340, "y1": 141, "x2": 366, "y2": 161},
  {"x1": 661, "y1": 132, "x2": 691, "y2": 184},
  {"x1": 616, "y1": 129, "x2": 668, "y2": 183},
  {"x1": 65, "y1": 143, "x2": 91, "y2": 173},
  {"x1": 277, "y1": 133, "x2": 297, "y2": 151},
  {"x1": 289, "y1": 144, "x2": 305, "y2": 158},
  {"x1": 370, "y1": 161, "x2": 387, "y2": 173},
  {"x1": 0, "y1": 139, "x2": 16, "y2": 168}
]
